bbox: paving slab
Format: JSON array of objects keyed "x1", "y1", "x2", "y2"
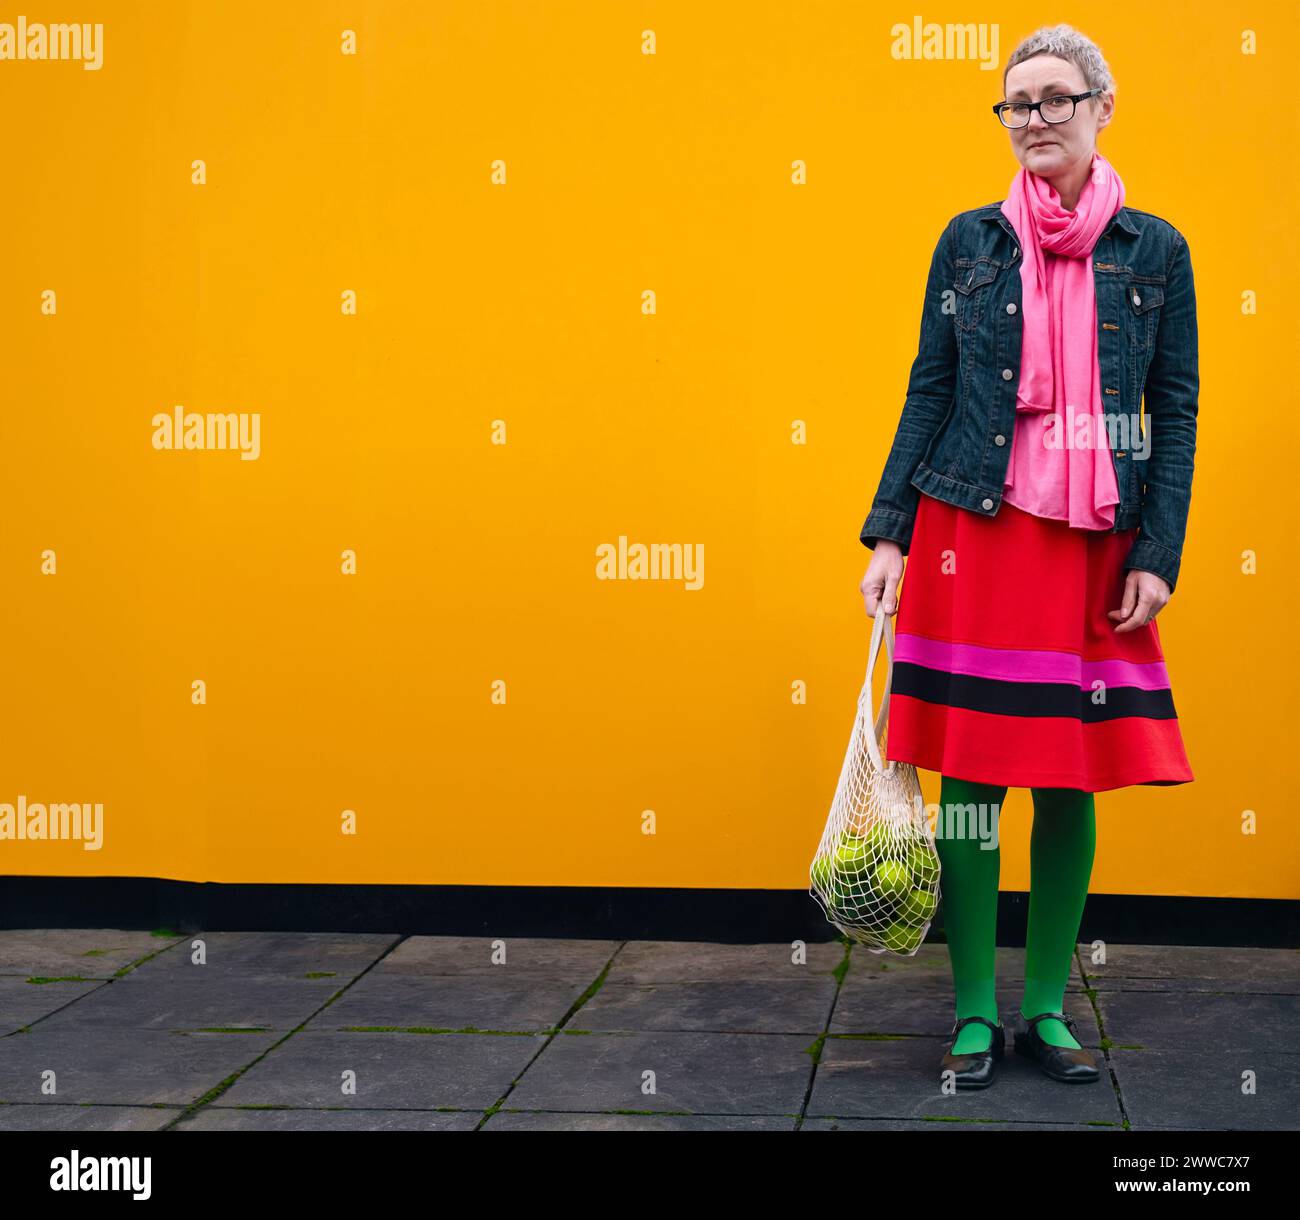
[
  {"x1": 1096, "y1": 991, "x2": 1300, "y2": 1052},
  {"x1": 0, "y1": 930, "x2": 186, "y2": 978},
  {"x1": 127, "y1": 931, "x2": 400, "y2": 978},
  {"x1": 375, "y1": 937, "x2": 619, "y2": 978},
  {"x1": 604, "y1": 940, "x2": 845, "y2": 984},
  {"x1": 301, "y1": 973, "x2": 592, "y2": 1032},
  {"x1": 1083, "y1": 944, "x2": 1300, "y2": 979},
  {"x1": 808, "y1": 1035, "x2": 1123, "y2": 1124},
  {"x1": 0, "y1": 977, "x2": 109, "y2": 1033},
  {"x1": 1082, "y1": 946, "x2": 1300, "y2": 994},
  {"x1": 177, "y1": 1107, "x2": 482, "y2": 1131},
  {"x1": 503, "y1": 1030, "x2": 812, "y2": 1115},
  {"x1": 574, "y1": 979, "x2": 837, "y2": 1034},
  {"x1": 0, "y1": 1104, "x2": 179, "y2": 1131},
  {"x1": 216, "y1": 1030, "x2": 545, "y2": 1110},
  {"x1": 31, "y1": 971, "x2": 346, "y2": 1032},
  {"x1": 0, "y1": 1029, "x2": 279, "y2": 1106},
  {"x1": 848, "y1": 943, "x2": 1085, "y2": 985},
  {"x1": 832, "y1": 977, "x2": 1100, "y2": 1043},
  {"x1": 482, "y1": 1111, "x2": 798, "y2": 1130},
  {"x1": 1086, "y1": 976, "x2": 1300, "y2": 995},
  {"x1": 1111, "y1": 1048, "x2": 1300, "y2": 1130}
]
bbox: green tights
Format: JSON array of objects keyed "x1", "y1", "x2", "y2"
[{"x1": 935, "y1": 774, "x2": 1096, "y2": 1056}]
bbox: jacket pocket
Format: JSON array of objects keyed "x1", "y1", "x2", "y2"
[
  {"x1": 1127, "y1": 282, "x2": 1165, "y2": 314},
  {"x1": 1127, "y1": 280, "x2": 1165, "y2": 366},
  {"x1": 953, "y1": 258, "x2": 998, "y2": 332}
]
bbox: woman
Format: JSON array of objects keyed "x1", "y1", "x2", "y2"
[{"x1": 858, "y1": 24, "x2": 1197, "y2": 1089}]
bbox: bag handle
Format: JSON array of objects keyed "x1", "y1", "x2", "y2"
[{"x1": 859, "y1": 605, "x2": 897, "y2": 774}]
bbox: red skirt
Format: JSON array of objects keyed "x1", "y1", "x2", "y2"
[{"x1": 883, "y1": 492, "x2": 1194, "y2": 792}]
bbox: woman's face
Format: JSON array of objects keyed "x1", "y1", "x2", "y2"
[{"x1": 1003, "y1": 55, "x2": 1113, "y2": 182}]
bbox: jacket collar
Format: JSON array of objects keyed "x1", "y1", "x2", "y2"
[{"x1": 1106, "y1": 207, "x2": 1141, "y2": 237}]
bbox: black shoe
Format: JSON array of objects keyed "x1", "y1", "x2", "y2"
[
  {"x1": 940, "y1": 1015, "x2": 1005, "y2": 1090},
  {"x1": 1013, "y1": 1011, "x2": 1101, "y2": 1083}
]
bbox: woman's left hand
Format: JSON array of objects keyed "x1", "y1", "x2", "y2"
[{"x1": 1109, "y1": 569, "x2": 1171, "y2": 633}]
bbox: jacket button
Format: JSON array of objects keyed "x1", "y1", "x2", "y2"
[
  {"x1": 994, "y1": 434, "x2": 1006, "y2": 445},
  {"x1": 1116, "y1": 451, "x2": 1126, "y2": 458},
  {"x1": 1002, "y1": 368, "x2": 1013, "y2": 380},
  {"x1": 1006, "y1": 302, "x2": 1017, "y2": 314},
  {"x1": 1133, "y1": 292, "x2": 1142, "y2": 307},
  {"x1": 981, "y1": 498, "x2": 994, "y2": 510}
]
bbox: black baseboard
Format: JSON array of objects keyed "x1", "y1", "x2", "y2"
[{"x1": 1, "y1": 877, "x2": 1296, "y2": 947}]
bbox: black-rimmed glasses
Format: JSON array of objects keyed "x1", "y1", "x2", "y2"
[{"x1": 993, "y1": 88, "x2": 1102, "y2": 129}]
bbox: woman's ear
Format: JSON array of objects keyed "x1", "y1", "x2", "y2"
[{"x1": 1095, "y1": 92, "x2": 1116, "y2": 133}]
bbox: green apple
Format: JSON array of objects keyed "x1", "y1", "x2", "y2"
[
  {"x1": 873, "y1": 859, "x2": 912, "y2": 901},
  {"x1": 833, "y1": 838, "x2": 870, "y2": 877},
  {"x1": 898, "y1": 887, "x2": 938, "y2": 922},
  {"x1": 833, "y1": 891, "x2": 871, "y2": 921},
  {"x1": 810, "y1": 855, "x2": 833, "y2": 895},
  {"x1": 908, "y1": 844, "x2": 940, "y2": 884},
  {"x1": 881, "y1": 920, "x2": 925, "y2": 952}
]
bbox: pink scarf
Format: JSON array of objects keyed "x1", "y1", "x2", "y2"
[{"x1": 1000, "y1": 150, "x2": 1123, "y2": 529}]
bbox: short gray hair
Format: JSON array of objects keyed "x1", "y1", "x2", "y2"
[{"x1": 1003, "y1": 24, "x2": 1115, "y2": 100}]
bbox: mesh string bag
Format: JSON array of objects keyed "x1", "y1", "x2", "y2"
[{"x1": 809, "y1": 605, "x2": 940, "y2": 954}]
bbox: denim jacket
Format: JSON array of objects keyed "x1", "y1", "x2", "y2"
[{"x1": 860, "y1": 202, "x2": 1199, "y2": 593}]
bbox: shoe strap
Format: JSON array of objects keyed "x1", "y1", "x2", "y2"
[
  {"x1": 952, "y1": 1014, "x2": 1001, "y2": 1036},
  {"x1": 1025, "y1": 1011, "x2": 1077, "y2": 1033}
]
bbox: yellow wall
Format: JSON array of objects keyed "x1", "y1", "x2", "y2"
[{"x1": 1, "y1": 3, "x2": 1295, "y2": 899}]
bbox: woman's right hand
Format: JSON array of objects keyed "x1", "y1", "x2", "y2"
[{"x1": 860, "y1": 540, "x2": 904, "y2": 616}]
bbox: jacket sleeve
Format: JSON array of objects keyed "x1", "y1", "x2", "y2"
[
  {"x1": 859, "y1": 214, "x2": 960, "y2": 554},
  {"x1": 1123, "y1": 231, "x2": 1199, "y2": 594}
]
